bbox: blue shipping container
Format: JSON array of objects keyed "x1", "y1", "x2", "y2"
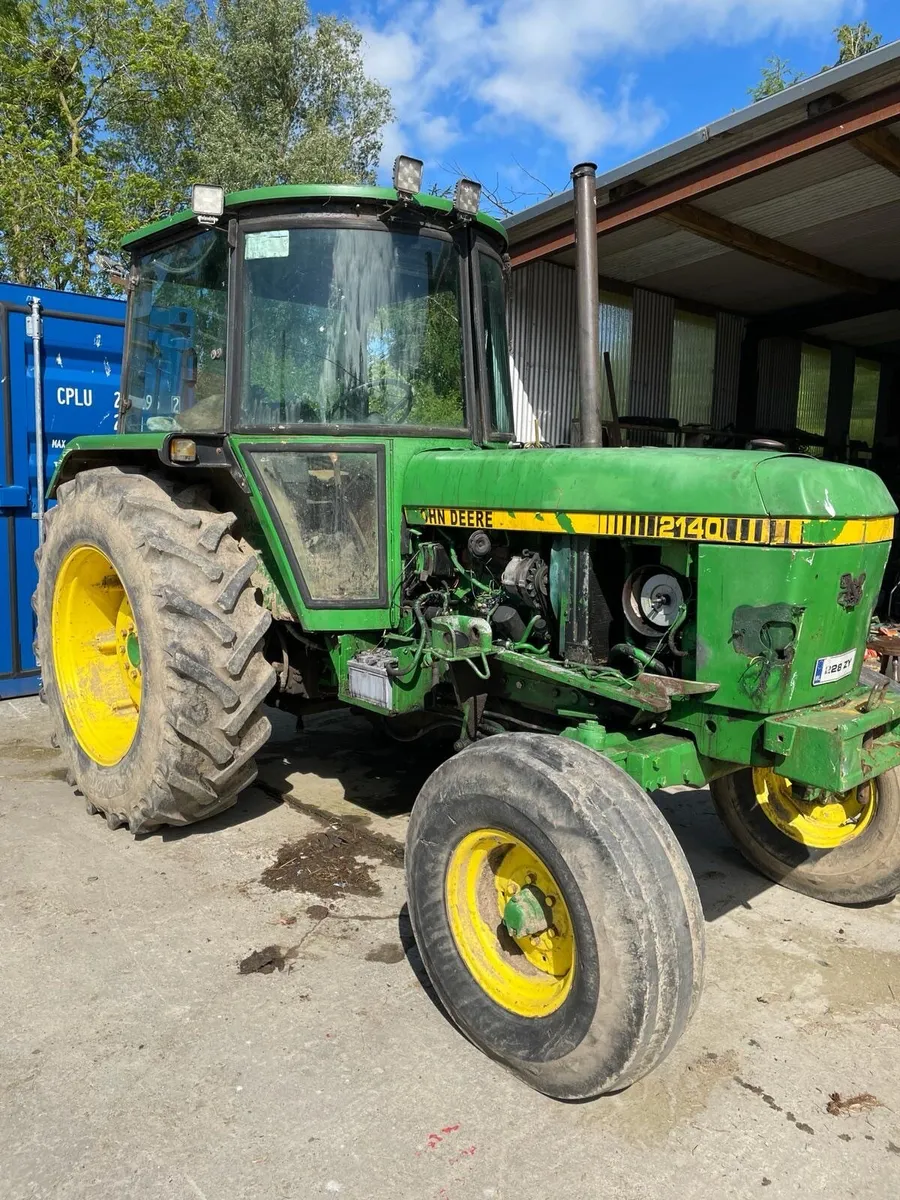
[{"x1": 0, "y1": 282, "x2": 125, "y2": 699}]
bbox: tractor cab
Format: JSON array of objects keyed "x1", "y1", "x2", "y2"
[{"x1": 121, "y1": 168, "x2": 512, "y2": 443}]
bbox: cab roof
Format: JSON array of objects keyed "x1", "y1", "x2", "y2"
[{"x1": 122, "y1": 183, "x2": 508, "y2": 250}]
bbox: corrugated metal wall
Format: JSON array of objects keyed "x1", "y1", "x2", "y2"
[
  {"x1": 797, "y1": 343, "x2": 830, "y2": 443},
  {"x1": 508, "y1": 267, "x2": 751, "y2": 444},
  {"x1": 598, "y1": 291, "x2": 632, "y2": 421},
  {"x1": 628, "y1": 289, "x2": 675, "y2": 419},
  {"x1": 670, "y1": 310, "x2": 715, "y2": 426},
  {"x1": 712, "y1": 312, "x2": 745, "y2": 429},
  {"x1": 850, "y1": 357, "x2": 880, "y2": 446},
  {"x1": 507, "y1": 261, "x2": 578, "y2": 444},
  {"x1": 756, "y1": 336, "x2": 802, "y2": 431}
]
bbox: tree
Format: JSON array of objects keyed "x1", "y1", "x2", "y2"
[
  {"x1": 0, "y1": 0, "x2": 392, "y2": 293},
  {"x1": 749, "y1": 21, "x2": 883, "y2": 104},
  {"x1": 192, "y1": 0, "x2": 392, "y2": 192},
  {"x1": 833, "y1": 21, "x2": 882, "y2": 65},
  {"x1": 0, "y1": 0, "x2": 212, "y2": 291},
  {"x1": 748, "y1": 56, "x2": 803, "y2": 102}
]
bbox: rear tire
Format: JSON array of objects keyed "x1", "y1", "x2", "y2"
[
  {"x1": 35, "y1": 467, "x2": 276, "y2": 833},
  {"x1": 710, "y1": 765, "x2": 900, "y2": 905},
  {"x1": 406, "y1": 733, "x2": 704, "y2": 1099}
]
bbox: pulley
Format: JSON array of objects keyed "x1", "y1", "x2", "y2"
[{"x1": 622, "y1": 566, "x2": 687, "y2": 637}]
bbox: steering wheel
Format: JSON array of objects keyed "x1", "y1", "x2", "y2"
[{"x1": 328, "y1": 375, "x2": 415, "y2": 424}]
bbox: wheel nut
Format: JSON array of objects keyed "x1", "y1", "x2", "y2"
[
  {"x1": 545, "y1": 895, "x2": 555, "y2": 907},
  {"x1": 525, "y1": 872, "x2": 536, "y2": 885},
  {"x1": 507, "y1": 881, "x2": 518, "y2": 895}
]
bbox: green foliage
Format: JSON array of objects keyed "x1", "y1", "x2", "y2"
[
  {"x1": 833, "y1": 22, "x2": 882, "y2": 66},
  {"x1": 194, "y1": 0, "x2": 392, "y2": 192},
  {"x1": 749, "y1": 21, "x2": 884, "y2": 104},
  {"x1": 748, "y1": 56, "x2": 802, "y2": 102},
  {"x1": 0, "y1": 0, "x2": 392, "y2": 292}
]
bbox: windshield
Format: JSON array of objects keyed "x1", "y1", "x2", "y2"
[
  {"x1": 123, "y1": 229, "x2": 228, "y2": 433},
  {"x1": 240, "y1": 227, "x2": 465, "y2": 429}
]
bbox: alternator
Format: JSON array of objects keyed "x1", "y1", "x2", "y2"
[{"x1": 501, "y1": 551, "x2": 549, "y2": 613}]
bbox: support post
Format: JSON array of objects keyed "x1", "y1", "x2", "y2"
[
  {"x1": 825, "y1": 345, "x2": 856, "y2": 460},
  {"x1": 736, "y1": 322, "x2": 761, "y2": 438},
  {"x1": 26, "y1": 296, "x2": 45, "y2": 543}
]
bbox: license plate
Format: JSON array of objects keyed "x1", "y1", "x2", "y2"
[{"x1": 812, "y1": 649, "x2": 856, "y2": 686}]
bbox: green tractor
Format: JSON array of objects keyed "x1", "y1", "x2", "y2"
[{"x1": 37, "y1": 159, "x2": 900, "y2": 1101}]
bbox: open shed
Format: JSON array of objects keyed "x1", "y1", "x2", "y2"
[{"x1": 504, "y1": 41, "x2": 900, "y2": 495}]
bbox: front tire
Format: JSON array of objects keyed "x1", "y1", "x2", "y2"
[
  {"x1": 710, "y1": 765, "x2": 900, "y2": 904},
  {"x1": 35, "y1": 467, "x2": 276, "y2": 833},
  {"x1": 406, "y1": 734, "x2": 704, "y2": 1100}
]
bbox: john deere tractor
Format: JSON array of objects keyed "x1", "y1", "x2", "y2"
[{"x1": 37, "y1": 160, "x2": 900, "y2": 1101}]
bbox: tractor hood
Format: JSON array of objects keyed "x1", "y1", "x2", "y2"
[
  {"x1": 405, "y1": 446, "x2": 897, "y2": 544},
  {"x1": 402, "y1": 447, "x2": 896, "y2": 520}
]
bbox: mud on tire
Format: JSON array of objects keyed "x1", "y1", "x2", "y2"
[{"x1": 35, "y1": 467, "x2": 276, "y2": 833}]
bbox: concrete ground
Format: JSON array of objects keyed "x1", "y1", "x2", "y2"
[{"x1": 1, "y1": 696, "x2": 899, "y2": 1200}]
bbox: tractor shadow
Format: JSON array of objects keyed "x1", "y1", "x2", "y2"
[
  {"x1": 652, "y1": 787, "x2": 774, "y2": 921},
  {"x1": 165, "y1": 704, "x2": 778, "y2": 923},
  {"x1": 248, "y1": 705, "x2": 453, "y2": 823}
]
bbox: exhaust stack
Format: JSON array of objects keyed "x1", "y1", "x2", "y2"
[{"x1": 571, "y1": 162, "x2": 602, "y2": 448}]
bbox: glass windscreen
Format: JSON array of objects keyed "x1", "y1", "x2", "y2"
[
  {"x1": 478, "y1": 252, "x2": 514, "y2": 434},
  {"x1": 240, "y1": 227, "x2": 465, "y2": 429},
  {"x1": 123, "y1": 229, "x2": 228, "y2": 432}
]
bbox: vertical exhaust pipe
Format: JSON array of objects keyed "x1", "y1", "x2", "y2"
[{"x1": 571, "y1": 163, "x2": 602, "y2": 448}]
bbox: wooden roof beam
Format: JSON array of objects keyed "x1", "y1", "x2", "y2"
[
  {"x1": 854, "y1": 126, "x2": 900, "y2": 177},
  {"x1": 757, "y1": 287, "x2": 900, "y2": 335},
  {"x1": 658, "y1": 202, "x2": 884, "y2": 294}
]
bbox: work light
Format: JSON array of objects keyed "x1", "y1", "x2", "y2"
[
  {"x1": 393, "y1": 155, "x2": 424, "y2": 198},
  {"x1": 453, "y1": 177, "x2": 482, "y2": 216},
  {"x1": 191, "y1": 184, "x2": 225, "y2": 225}
]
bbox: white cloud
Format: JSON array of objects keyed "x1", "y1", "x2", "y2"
[{"x1": 359, "y1": 0, "x2": 855, "y2": 175}]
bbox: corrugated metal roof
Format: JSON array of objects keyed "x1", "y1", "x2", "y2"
[
  {"x1": 782, "y1": 203, "x2": 900, "y2": 279},
  {"x1": 505, "y1": 41, "x2": 900, "y2": 244},
  {"x1": 593, "y1": 169, "x2": 900, "y2": 287},
  {"x1": 634, "y1": 252, "x2": 839, "y2": 314},
  {"x1": 599, "y1": 228, "x2": 724, "y2": 282},
  {"x1": 695, "y1": 141, "x2": 867, "y2": 213},
  {"x1": 810, "y1": 311, "x2": 900, "y2": 346},
  {"x1": 708, "y1": 160, "x2": 900, "y2": 233}
]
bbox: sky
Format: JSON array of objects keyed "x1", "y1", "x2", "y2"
[{"x1": 319, "y1": 0, "x2": 900, "y2": 214}]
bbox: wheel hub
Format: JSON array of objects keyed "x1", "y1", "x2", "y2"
[
  {"x1": 752, "y1": 767, "x2": 877, "y2": 849},
  {"x1": 445, "y1": 828, "x2": 575, "y2": 1018},
  {"x1": 502, "y1": 884, "x2": 550, "y2": 938},
  {"x1": 52, "y1": 544, "x2": 142, "y2": 767}
]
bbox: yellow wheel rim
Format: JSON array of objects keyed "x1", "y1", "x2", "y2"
[
  {"x1": 445, "y1": 828, "x2": 575, "y2": 1018},
  {"x1": 52, "y1": 544, "x2": 142, "y2": 767},
  {"x1": 752, "y1": 767, "x2": 877, "y2": 849}
]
